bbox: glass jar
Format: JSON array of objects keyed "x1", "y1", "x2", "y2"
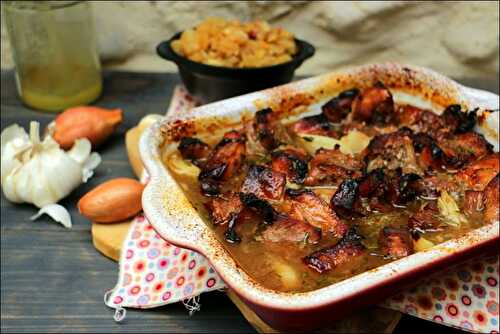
[{"x1": 3, "y1": 1, "x2": 102, "y2": 112}]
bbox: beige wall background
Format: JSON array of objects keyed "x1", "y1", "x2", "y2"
[{"x1": 2, "y1": 1, "x2": 499, "y2": 78}]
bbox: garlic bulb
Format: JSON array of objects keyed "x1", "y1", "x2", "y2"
[{"x1": 1, "y1": 121, "x2": 101, "y2": 226}]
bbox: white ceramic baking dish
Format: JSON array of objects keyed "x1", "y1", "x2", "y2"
[{"x1": 140, "y1": 63, "x2": 499, "y2": 331}]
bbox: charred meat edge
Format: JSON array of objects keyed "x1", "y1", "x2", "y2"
[
  {"x1": 379, "y1": 226, "x2": 414, "y2": 259},
  {"x1": 303, "y1": 226, "x2": 366, "y2": 273}
]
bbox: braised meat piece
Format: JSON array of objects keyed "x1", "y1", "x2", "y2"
[
  {"x1": 206, "y1": 192, "x2": 243, "y2": 226},
  {"x1": 457, "y1": 153, "x2": 499, "y2": 191},
  {"x1": 367, "y1": 197, "x2": 393, "y2": 214},
  {"x1": 305, "y1": 148, "x2": 364, "y2": 186},
  {"x1": 395, "y1": 105, "x2": 424, "y2": 126},
  {"x1": 221, "y1": 130, "x2": 244, "y2": 141},
  {"x1": 261, "y1": 214, "x2": 321, "y2": 244},
  {"x1": 351, "y1": 82, "x2": 395, "y2": 124},
  {"x1": 345, "y1": 168, "x2": 420, "y2": 209},
  {"x1": 330, "y1": 169, "x2": 397, "y2": 214},
  {"x1": 206, "y1": 192, "x2": 246, "y2": 243},
  {"x1": 357, "y1": 168, "x2": 393, "y2": 212},
  {"x1": 253, "y1": 108, "x2": 280, "y2": 150},
  {"x1": 397, "y1": 107, "x2": 446, "y2": 138},
  {"x1": 271, "y1": 148, "x2": 309, "y2": 184},
  {"x1": 286, "y1": 189, "x2": 347, "y2": 237},
  {"x1": 441, "y1": 104, "x2": 477, "y2": 134},
  {"x1": 412, "y1": 133, "x2": 450, "y2": 171},
  {"x1": 397, "y1": 104, "x2": 476, "y2": 139},
  {"x1": 378, "y1": 226, "x2": 414, "y2": 258},
  {"x1": 304, "y1": 226, "x2": 366, "y2": 273},
  {"x1": 384, "y1": 170, "x2": 421, "y2": 205},
  {"x1": 290, "y1": 114, "x2": 338, "y2": 137},
  {"x1": 198, "y1": 167, "x2": 225, "y2": 196},
  {"x1": 483, "y1": 174, "x2": 499, "y2": 224},
  {"x1": 321, "y1": 88, "x2": 360, "y2": 123},
  {"x1": 411, "y1": 175, "x2": 457, "y2": 199},
  {"x1": 365, "y1": 127, "x2": 423, "y2": 176},
  {"x1": 239, "y1": 193, "x2": 277, "y2": 224},
  {"x1": 178, "y1": 137, "x2": 210, "y2": 163},
  {"x1": 413, "y1": 110, "x2": 447, "y2": 138},
  {"x1": 358, "y1": 168, "x2": 385, "y2": 197},
  {"x1": 240, "y1": 165, "x2": 286, "y2": 201},
  {"x1": 412, "y1": 132, "x2": 435, "y2": 153},
  {"x1": 438, "y1": 132, "x2": 493, "y2": 167},
  {"x1": 419, "y1": 142, "x2": 449, "y2": 171},
  {"x1": 395, "y1": 105, "x2": 423, "y2": 126},
  {"x1": 330, "y1": 178, "x2": 364, "y2": 218},
  {"x1": 408, "y1": 202, "x2": 442, "y2": 233},
  {"x1": 463, "y1": 190, "x2": 485, "y2": 217},
  {"x1": 199, "y1": 131, "x2": 246, "y2": 196},
  {"x1": 366, "y1": 127, "x2": 413, "y2": 156}
]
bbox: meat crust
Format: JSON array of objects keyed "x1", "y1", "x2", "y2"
[
  {"x1": 207, "y1": 192, "x2": 243, "y2": 226},
  {"x1": 408, "y1": 202, "x2": 442, "y2": 233},
  {"x1": 286, "y1": 189, "x2": 347, "y2": 237},
  {"x1": 457, "y1": 153, "x2": 499, "y2": 191},
  {"x1": 351, "y1": 83, "x2": 395, "y2": 124},
  {"x1": 240, "y1": 165, "x2": 286, "y2": 201},
  {"x1": 178, "y1": 137, "x2": 210, "y2": 163},
  {"x1": 290, "y1": 114, "x2": 338, "y2": 137},
  {"x1": 271, "y1": 148, "x2": 309, "y2": 184},
  {"x1": 199, "y1": 131, "x2": 246, "y2": 196},
  {"x1": 303, "y1": 226, "x2": 366, "y2": 273},
  {"x1": 365, "y1": 127, "x2": 423, "y2": 176},
  {"x1": 378, "y1": 226, "x2": 414, "y2": 258},
  {"x1": 305, "y1": 148, "x2": 364, "y2": 186},
  {"x1": 321, "y1": 88, "x2": 360, "y2": 123},
  {"x1": 438, "y1": 132, "x2": 493, "y2": 167},
  {"x1": 261, "y1": 214, "x2": 321, "y2": 244}
]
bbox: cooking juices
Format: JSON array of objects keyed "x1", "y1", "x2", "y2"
[{"x1": 165, "y1": 84, "x2": 499, "y2": 292}]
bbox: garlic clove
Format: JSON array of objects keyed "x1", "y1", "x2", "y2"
[
  {"x1": 41, "y1": 149, "x2": 81, "y2": 205},
  {"x1": 67, "y1": 138, "x2": 92, "y2": 164},
  {"x1": 82, "y1": 152, "x2": 102, "y2": 182},
  {"x1": 31, "y1": 203, "x2": 72, "y2": 228},
  {"x1": 1, "y1": 124, "x2": 31, "y2": 183},
  {"x1": 1, "y1": 124, "x2": 31, "y2": 156}
]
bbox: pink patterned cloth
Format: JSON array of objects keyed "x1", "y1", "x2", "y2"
[
  {"x1": 382, "y1": 255, "x2": 499, "y2": 333},
  {"x1": 104, "y1": 214, "x2": 225, "y2": 320},
  {"x1": 105, "y1": 86, "x2": 499, "y2": 333}
]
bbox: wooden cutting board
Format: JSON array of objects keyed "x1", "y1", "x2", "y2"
[{"x1": 91, "y1": 118, "x2": 401, "y2": 333}]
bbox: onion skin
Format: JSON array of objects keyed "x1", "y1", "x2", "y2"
[
  {"x1": 78, "y1": 178, "x2": 144, "y2": 223},
  {"x1": 53, "y1": 106, "x2": 123, "y2": 150}
]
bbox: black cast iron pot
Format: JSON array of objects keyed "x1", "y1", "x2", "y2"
[{"x1": 157, "y1": 32, "x2": 315, "y2": 103}]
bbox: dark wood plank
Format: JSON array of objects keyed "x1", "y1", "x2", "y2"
[
  {"x1": 1, "y1": 70, "x2": 497, "y2": 333},
  {"x1": 1, "y1": 70, "x2": 254, "y2": 333}
]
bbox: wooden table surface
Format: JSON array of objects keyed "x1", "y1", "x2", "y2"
[{"x1": 1, "y1": 70, "x2": 498, "y2": 333}]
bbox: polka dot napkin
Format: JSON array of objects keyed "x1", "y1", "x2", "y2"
[
  {"x1": 104, "y1": 213, "x2": 225, "y2": 321},
  {"x1": 382, "y1": 255, "x2": 499, "y2": 333},
  {"x1": 105, "y1": 86, "x2": 499, "y2": 333}
]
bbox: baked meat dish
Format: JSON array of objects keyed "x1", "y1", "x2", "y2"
[{"x1": 166, "y1": 83, "x2": 499, "y2": 292}]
